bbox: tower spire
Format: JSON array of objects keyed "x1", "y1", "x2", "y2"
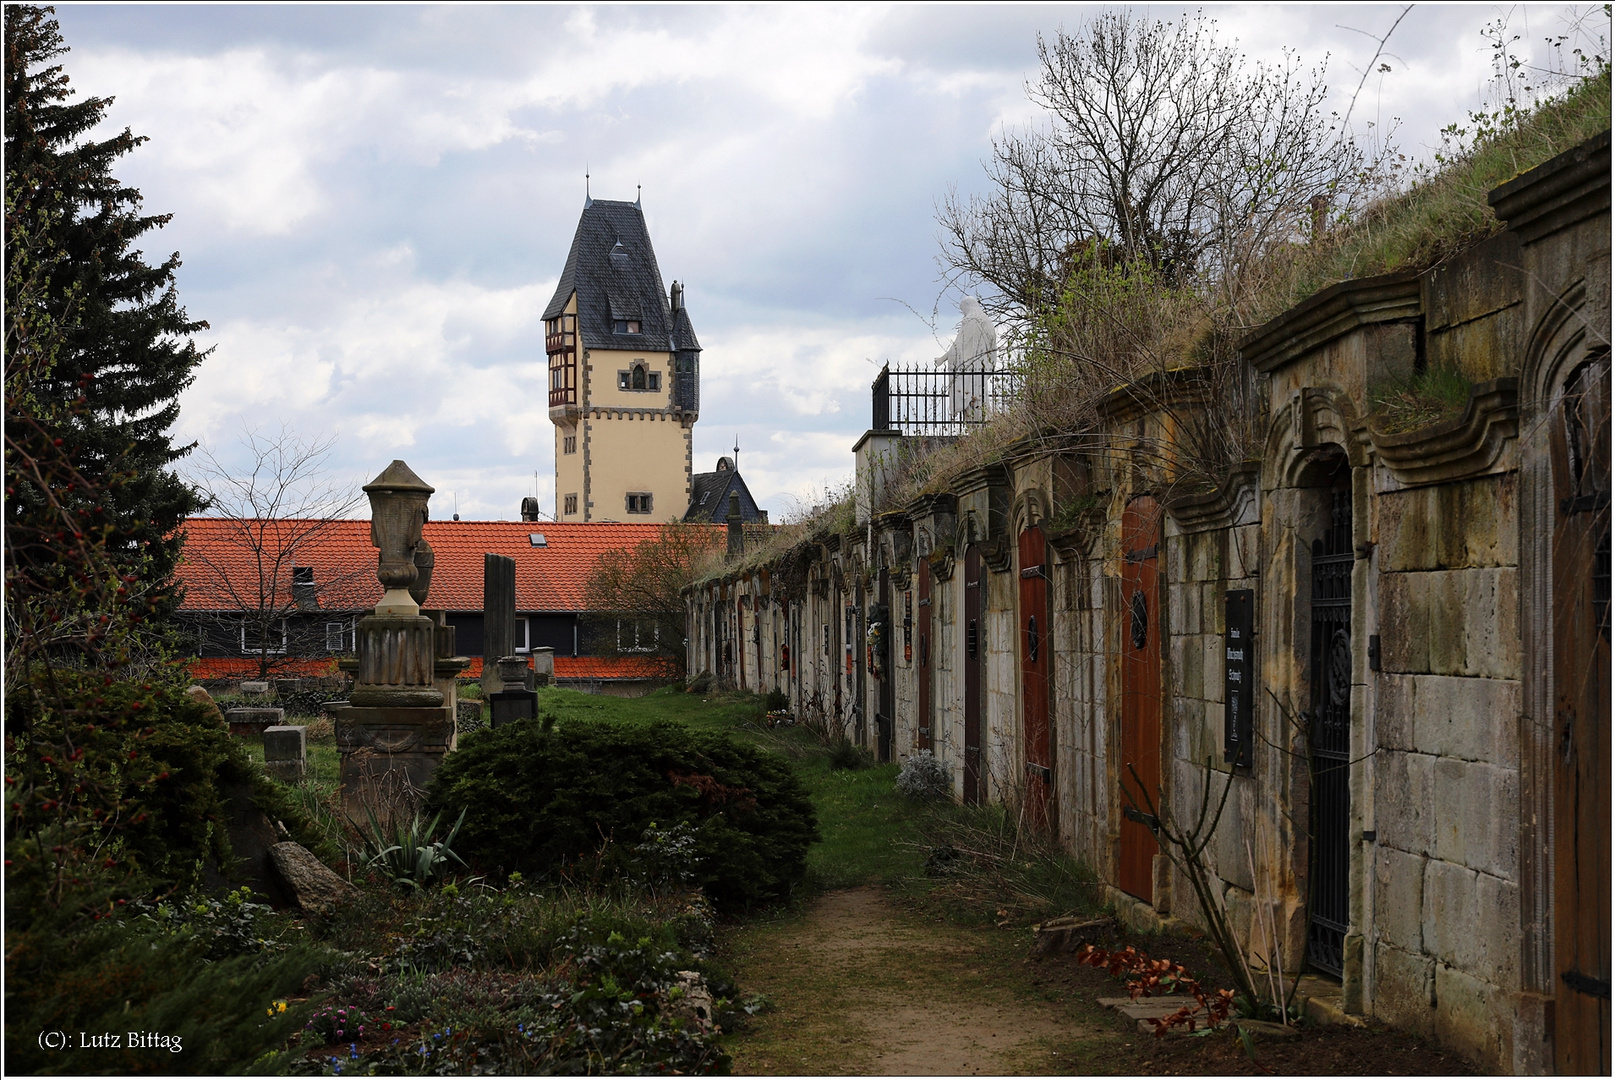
[{"x1": 585, "y1": 166, "x2": 592, "y2": 208}]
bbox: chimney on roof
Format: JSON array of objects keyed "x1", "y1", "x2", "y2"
[
  {"x1": 727, "y1": 492, "x2": 743, "y2": 557},
  {"x1": 520, "y1": 496, "x2": 540, "y2": 522}
]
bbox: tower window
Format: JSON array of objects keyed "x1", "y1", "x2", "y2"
[
  {"x1": 618, "y1": 362, "x2": 658, "y2": 391},
  {"x1": 563, "y1": 435, "x2": 577, "y2": 455},
  {"x1": 564, "y1": 493, "x2": 578, "y2": 516},
  {"x1": 626, "y1": 493, "x2": 653, "y2": 514}
]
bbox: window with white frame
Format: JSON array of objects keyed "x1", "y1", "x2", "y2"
[
  {"x1": 325, "y1": 621, "x2": 350, "y2": 652},
  {"x1": 617, "y1": 618, "x2": 658, "y2": 653}
]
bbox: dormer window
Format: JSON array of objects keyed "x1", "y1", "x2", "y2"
[{"x1": 613, "y1": 319, "x2": 641, "y2": 334}]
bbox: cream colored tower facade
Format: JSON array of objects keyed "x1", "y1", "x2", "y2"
[{"x1": 544, "y1": 198, "x2": 700, "y2": 522}]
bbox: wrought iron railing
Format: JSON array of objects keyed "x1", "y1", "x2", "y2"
[{"x1": 871, "y1": 363, "x2": 1020, "y2": 435}]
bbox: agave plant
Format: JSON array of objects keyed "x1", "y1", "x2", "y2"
[{"x1": 357, "y1": 806, "x2": 468, "y2": 890}]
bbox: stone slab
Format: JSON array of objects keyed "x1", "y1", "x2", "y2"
[
  {"x1": 239, "y1": 681, "x2": 270, "y2": 695},
  {"x1": 226, "y1": 706, "x2": 285, "y2": 737}
]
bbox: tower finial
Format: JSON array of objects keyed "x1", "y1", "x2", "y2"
[
  {"x1": 733, "y1": 434, "x2": 739, "y2": 474},
  {"x1": 636, "y1": 183, "x2": 642, "y2": 209},
  {"x1": 585, "y1": 166, "x2": 592, "y2": 208}
]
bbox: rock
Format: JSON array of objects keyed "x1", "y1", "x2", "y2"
[
  {"x1": 186, "y1": 685, "x2": 227, "y2": 727},
  {"x1": 269, "y1": 842, "x2": 357, "y2": 912},
  {"x1": 669, "y1": 971, "x2": 717, "y2": 1031},
  {"x1": 222, "y1": 779, "x2": 290, "y2": 907},
  {"x1": 1031, "y1": 915, "x2": 1114, "y2": 957}
]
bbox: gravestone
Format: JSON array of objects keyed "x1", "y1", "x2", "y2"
[
  {"x1": 227, "y1": 706, "x2": 285, "y2": 737},
  {"x1": 531, "y1": 646, "x2": 555, "y2": 687},
  {"x1": 263, "y1": 725, "x2": 307, "y2": 782},
  {"x1": 482, "y1": 553, "x2": 517, "y2": 697},
  {"x1": 240, "y1": 680, "x2": 270, "y2": 696}
]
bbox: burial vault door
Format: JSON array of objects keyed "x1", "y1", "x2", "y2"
[
  {"x1": 1019, "y1": 525, "x2": 1053, "y2": 831},
  {"x1": 1550, "y1": 351, "x2": 1611, "y2": 1074},
  {"x1": 1119, "y1": 497, "x2": 1162, "y2": 903},
  {"x1": 964, "y1": 545, "x2": 984, "y2": 804},
  {"x1": 1308, "y1": 470, "x2": 1353, "y2": 978},
  {"x1": 918, "y1": 557, "x2": 934, "y2": 753}
]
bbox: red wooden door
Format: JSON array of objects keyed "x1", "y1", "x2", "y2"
[
  {"x1": 1119, "y1": 497, "x2": 1162, "y2": 903},
  {"x1": 918, "y1": 558, "x2": 934, "y2": 752},
  {"x1": 963, "y1": 546, "x2": 984, "y2": 804},
  {"x1": 1551, "y1": 354, "x2": 1611, "y2": 1074},
  {"x1": 1019, "y1": 526, "x2": 1053, "y2": 831}
]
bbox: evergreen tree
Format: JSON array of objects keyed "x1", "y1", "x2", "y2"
[{"x1": 4, "y1": 4, "x2": 206, "y2": 624}]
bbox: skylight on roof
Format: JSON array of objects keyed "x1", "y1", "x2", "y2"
[{"x1": 529, "y1": 533, "x2": 547, "y2": 547}]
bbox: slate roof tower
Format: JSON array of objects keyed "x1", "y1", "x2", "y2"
[{"x1": 544, "y1": 195, "x2": 700, "y2": 522}]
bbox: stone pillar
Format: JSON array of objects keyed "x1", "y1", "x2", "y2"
[
  {"x1": 531, "y1": 646, "x2": 554, "y2": 687},
  {"x1": 482, "y1": 553, "x2": 516, "y2": 697}
]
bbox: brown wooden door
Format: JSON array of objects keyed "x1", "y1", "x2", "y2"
[
  {"x1": 1119, "y1": 497, "x2": 1162, "y2": 903},
  {"x1": 1551, "y1": 353, "x2": 1611, "y2": 1074},
  {"x1": 918, "y1": 558, "x2": 934, "y2": 752},
  {"x1": 1019, "y1": 526, "x2": 1053, "y2": 831},
  {"x1": 964, "y1": 546, "x2": 984, "y2": 804}
]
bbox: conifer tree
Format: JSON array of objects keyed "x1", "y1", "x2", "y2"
[{"x1": 4, "y1": 4, "x2": 206, "y2": 623}]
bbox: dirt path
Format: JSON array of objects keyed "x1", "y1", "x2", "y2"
[{"x1": 718, "y1": 888, "x2": 1120, "y2": 1076}]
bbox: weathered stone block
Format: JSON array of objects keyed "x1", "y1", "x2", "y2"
[
  {"x1": 1462, "y1": 567, "x2": 1519, "y2": 679},
  {"x1": 1374, "y1": 845, "x2": 1426, "y2": 952},
  {"x1": 1372, "y1": 943, "x2": 1436, "y2": 1035},
  {"x1": 1433, "y1": 758, "x2": 1517, "y2": 878},
  {"x1": 263, "y1": 725, "x2": 306, "y2": 782},
  {"x1": 1376, "y1": 475, "x2": 1515, "y2": 573},
  {"x1": 1213, "y1": 780, "x2": 1256, "y2": 893},
  {"x1": 1173, "y1": 633, "x2": 1204, "y2": 700},
  {"x1": 1378, "y1": 572, "x2": 1431, "y2": 672},
  {"x1": 1411, "y1": 674, "x2": 1519, "y2": 767},
  {"x1": 1421, "y1": 859, "x2": 1479, "y2": 969},
  {"x1": 1426, "y1": 571, "x2": 1467, "y2": 675},
  {"x1": 239, "y1": 680, "x2": 270, "y2": 695},
  {"x1": 1375, "y1": 673, "x2": 1416, "y2": 751},
  {"x1": 226, "y1": 706, "x2": 285, "y2": 737},
  {"x1": 1375, "y1": 751, "x2": 1435, "y2": 856},
  {"x1": 1433, "y1": 963, "x2": 1508, "y2": 1073}
]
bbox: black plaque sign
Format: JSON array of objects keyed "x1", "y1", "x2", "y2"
[{"x1": 1224, "y1": 589, "x2": 1254, "y2": 767}]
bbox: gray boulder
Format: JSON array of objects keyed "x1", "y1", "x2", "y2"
[{"x1": 268, "y1": 842, "x2": 357, "y2": 912}]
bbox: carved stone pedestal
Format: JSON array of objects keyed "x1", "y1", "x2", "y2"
[{"x1": 330, "y1": 703, "x2": 455, "y2": 825}]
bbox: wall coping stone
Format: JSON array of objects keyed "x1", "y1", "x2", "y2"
[
  {"x1": 1240, "y1": 272, "x2": 1422, "y2": 374},
  {"x1": 1370, "y1": 378, "x2": 1519, "y2": 488},
  {"x1": 1488, "y1": 128, "x2": 1611, "y2": 244}
]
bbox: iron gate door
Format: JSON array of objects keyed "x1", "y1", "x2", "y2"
[
  {"x1": 964, "y1": 546, "x2": 984, "y2": 804},
  {"x1": 1308, "y1": 484, "x2": 1353, "y2": 978},
  {"x1": 918, "y1": 558, "x2": 934, "y2": 753},
  {"x1": 1019, "y1": 526, "x2": 1053, "y2": 831},
  {"x1": 1119, "y1": 498, "x2": 1162, "y2": 903}
]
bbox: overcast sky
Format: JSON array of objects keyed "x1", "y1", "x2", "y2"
[{"x1": 51, "y1": 3, "x2": 1604, "y2": 522}]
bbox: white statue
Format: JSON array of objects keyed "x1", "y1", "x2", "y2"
[{"x1": 936, "y1": 296, "x2": 998, "y2": 420}]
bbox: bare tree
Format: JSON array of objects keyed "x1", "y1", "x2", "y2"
[
  {"x1": 936, "y1": 10, "x2": 1394, "y2": 483},
  {"x1": 181, "y1": 423, "x2": 367, "y2": 678},
  {"x1": 583, "y1": 521, "x2": 723, "y2": 682}
]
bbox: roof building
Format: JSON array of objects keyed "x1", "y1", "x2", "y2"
[
  {"x1": 684, "y1": 456, "x2": 768, "y2": 524},
  {"x1": 176, "y1": 517, "x2": 702, "y2": 692},
  {"x1": 544, "y1": 195, "x2": 700, "y2": 524}
]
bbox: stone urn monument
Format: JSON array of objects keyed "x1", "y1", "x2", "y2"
[{"x1": 329, "y1": 461, "x2": 468, "y2": 824}]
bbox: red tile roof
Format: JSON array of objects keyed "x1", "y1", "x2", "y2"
[
  {"x1": 177, "y1": 519, "x2": 718, "y2": 614},
  {"x1": 186, "y1": 654, "x2": 666, "y2": 682}
]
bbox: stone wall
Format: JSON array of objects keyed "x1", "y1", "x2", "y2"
[{"x1": 684, "y1": 131, "x2": 1610, "y2": 1073}]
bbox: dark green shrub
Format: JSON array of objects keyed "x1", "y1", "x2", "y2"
[
  {"x1": 828, "y1": 736, "x2": 874, "y2": 771},
  {"x1": 425, "y1": 720, "x2": 818, "y2": 910},
  {"x1": 4, "y1": 669, "x2": 332, "y2": 888},
  {"x1": 764, "y1": 687, "x2": 789, "y2": 712}
]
